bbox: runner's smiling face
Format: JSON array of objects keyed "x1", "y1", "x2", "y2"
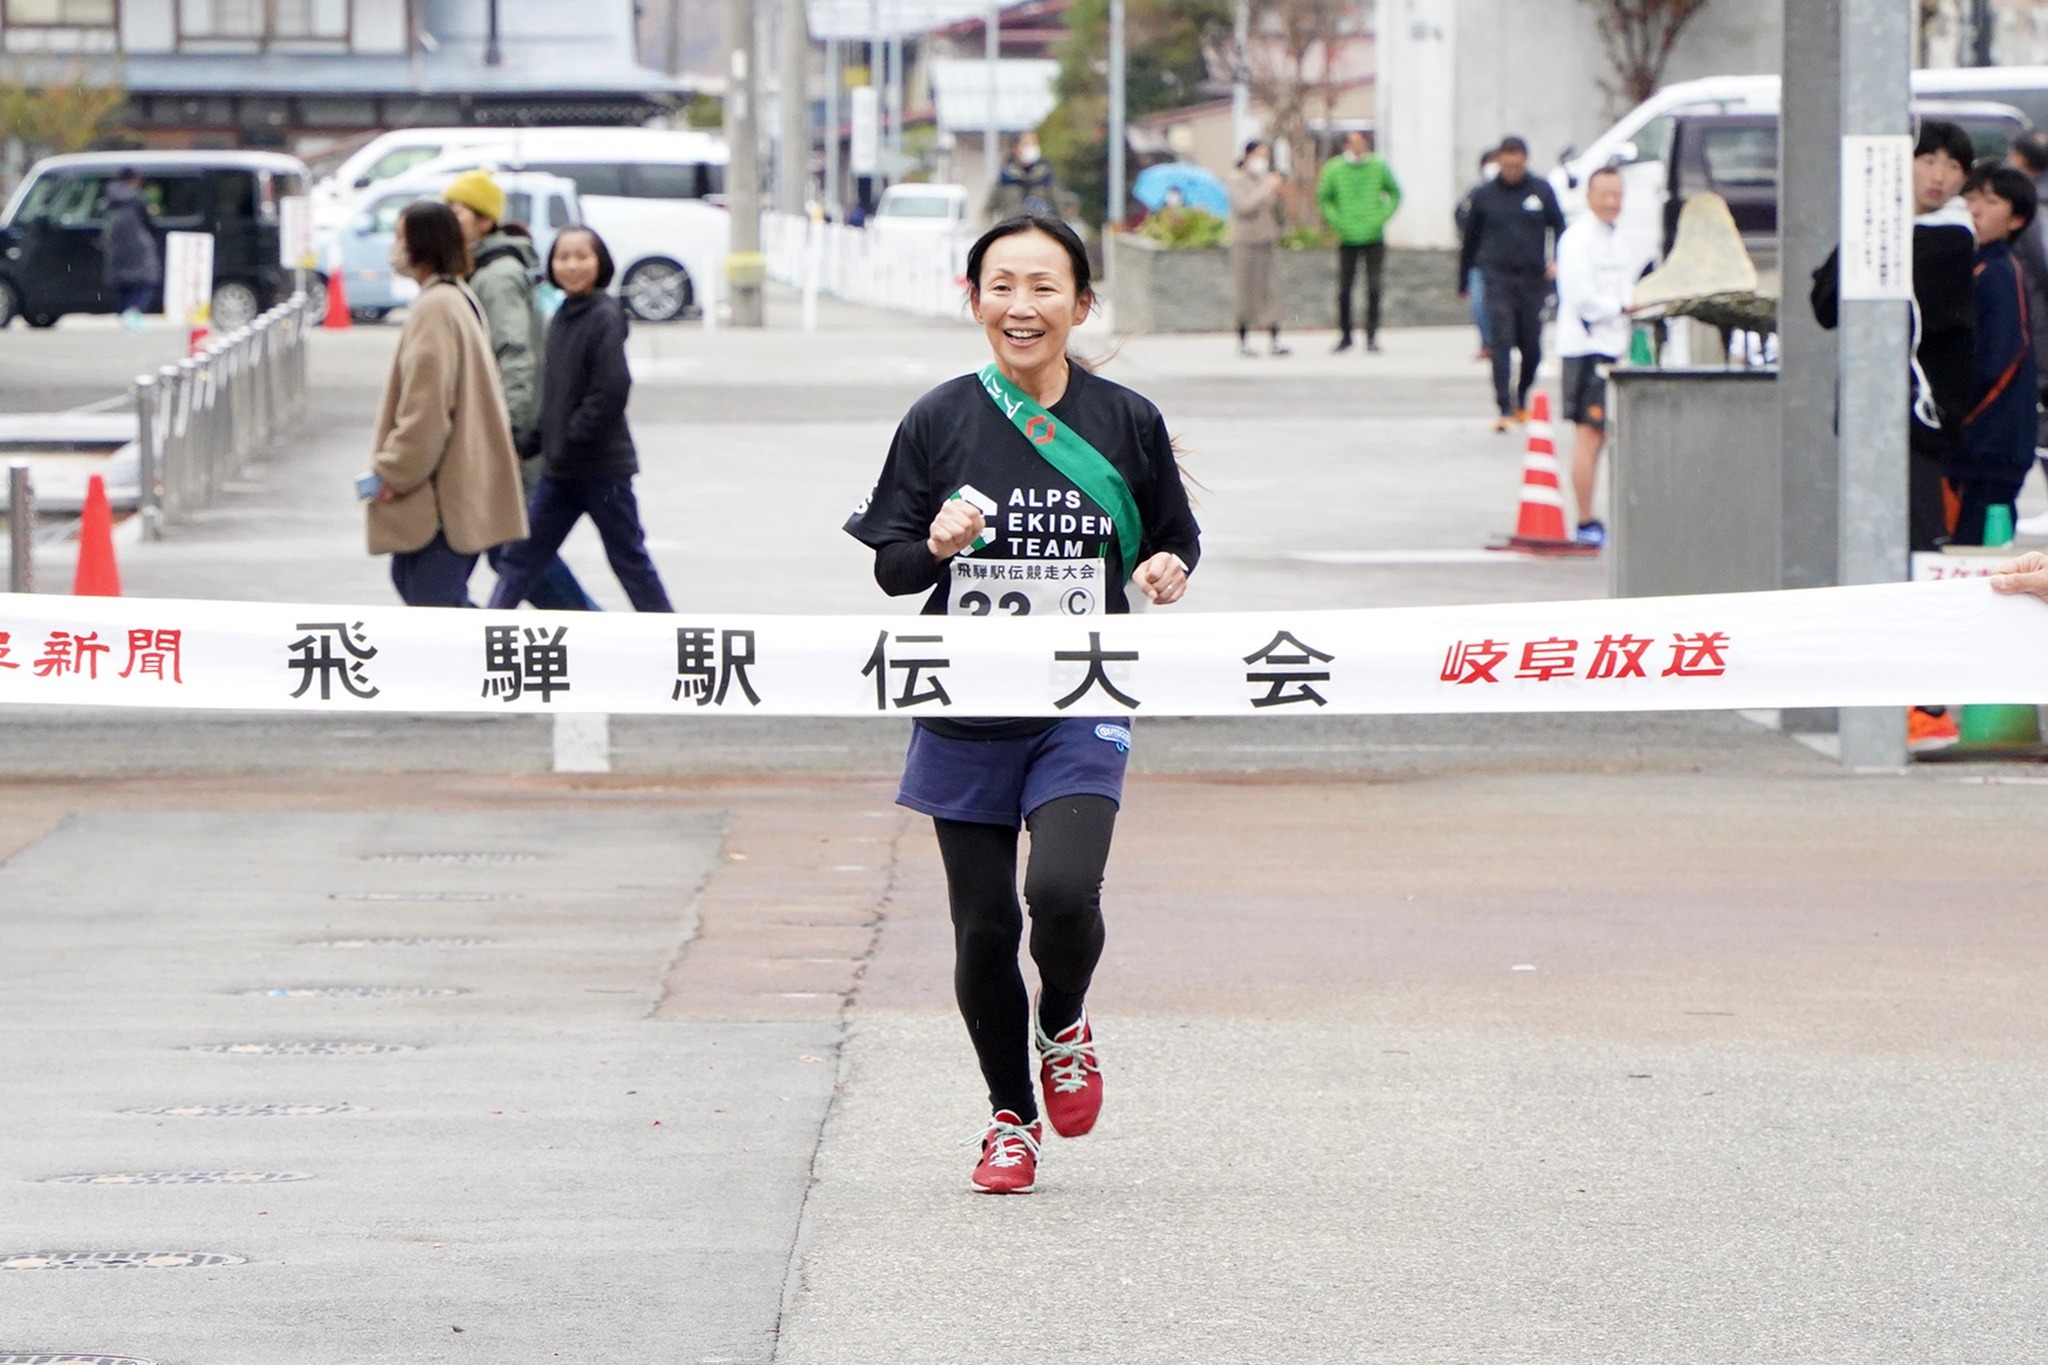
[{"x1": 972, "y1": 230, "x2": 1093, "y2": 379}]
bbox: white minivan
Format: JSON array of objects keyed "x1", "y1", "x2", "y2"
[
  {"x1": 312, "y1": 127, "x2": 526, "y2": 231},
  {"x1": 1549, "y1": 67, "x2": 2048, "y2": 263},
  {"x1": 387, "y1": 127, "x2": 730, "y2": 322}
]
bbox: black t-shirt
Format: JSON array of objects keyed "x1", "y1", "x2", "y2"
[{"x1": 844, "y1": 363, "x2": 1202, "y2": 738}]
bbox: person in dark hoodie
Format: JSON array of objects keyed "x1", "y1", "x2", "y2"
[
  {"x1": 1955, "y1": 163, "x2": 2039, "y2": 545},
  {"x1": 486, "y1": 227, "x2": 673, "y2": 613},
  {"x1": 2004, "y1": 131, "x2": 2048, "y2": 532},
  {"x1": 1812, "y1": 118, "x2": 1977, "y2": 553},
  {"x1": 442, "y1": 171, "x2": 600, "y2": 612},
  {"x1": 100, "y1": 169, "x2": 159, "y2": 332}
]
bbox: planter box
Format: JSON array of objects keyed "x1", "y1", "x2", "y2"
[{"x1": 1108, "y1": 235, "x2": 1468, "y2": 335}]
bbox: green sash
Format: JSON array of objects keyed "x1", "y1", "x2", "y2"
[{"x1": 977, "y1": 362, "x2": 1143, "y2": 573}]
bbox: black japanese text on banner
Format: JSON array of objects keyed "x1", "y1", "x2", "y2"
[{"x1": 0, "y1": 582, "x2": 2043, "y2": 717}]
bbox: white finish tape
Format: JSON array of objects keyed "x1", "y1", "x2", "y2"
[{"x1": 0, "y1": 581, "x2": 2042, "y2": 718}]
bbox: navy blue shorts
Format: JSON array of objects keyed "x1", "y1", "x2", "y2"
[{"x1": 898, "y1": 717, "x2": 1131, "y2": 828}]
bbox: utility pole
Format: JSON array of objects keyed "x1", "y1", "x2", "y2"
[
  {"x1": 985, "y1": 4, "x2": 1001, "y2": 190},
  {"x1": 485, "y1": 0, "x2": 502, "y2": 66},
  {"x1": 887, "y1": 30, "x2": 905, "y2": 178},
  {"x1": 826, "y1": 36, "x2": 841, "y2": 216},
  {"x1": 1231, "y1": 0, "x2": 1251, "y2": 152},
  {"x1": 1835, "y1": 0, "x2": 1912, "y2": 768},
  {"x1": 1776, "y1": 0, "x2": 1840, "y2": 738},
  {"x1": 724, "y1": 0, "x2": 765, "y2": 327},
  {"x1": 779, "y1": 0, "x2": 809, "y2": 214},
  {"x1": 1108, "y1": 0, "x2": 1127, "y2": 233}
]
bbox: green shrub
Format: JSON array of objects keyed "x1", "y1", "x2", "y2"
[
  {"x1": 1137, "y1": 206, "x2": 1228, "y2": 250},
  {"x1": 1280, "y1": 221, "x2": 1337, "y2": 251}
]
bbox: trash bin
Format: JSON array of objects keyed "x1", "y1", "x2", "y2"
[{"x1": 1608, "y1": 366, "x2": 1780, "y2": 598}]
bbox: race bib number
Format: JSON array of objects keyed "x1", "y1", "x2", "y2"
[{"x1": 947, "y1": 558, "x2": 1107, "y2": 617}]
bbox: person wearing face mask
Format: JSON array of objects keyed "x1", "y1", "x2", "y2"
[
  {"x1": 1229, "y1": 140, "x2": 1290, "y2": 358},
  {"x1": 987, "y1": 132, "x2": 1059, "y2": 224},
  {"x1": 1316, "y1": 129, "x2": 1402, "y2": 353},
  {"x1": 364, "y1": 201, "x2": 528, "y2": 608}
]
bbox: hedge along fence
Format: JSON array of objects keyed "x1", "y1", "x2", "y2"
[{"x1": 1107, "y1": 232, "x2": 1469, "y2": 336}]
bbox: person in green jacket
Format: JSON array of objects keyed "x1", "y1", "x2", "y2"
[{"x1": 1316, "y1": 130, "x2": 1403, "y2": 352}]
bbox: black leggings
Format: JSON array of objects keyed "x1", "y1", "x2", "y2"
[{"x1": 934, "y1": 795, "x2": 1118, "y2": 1122}]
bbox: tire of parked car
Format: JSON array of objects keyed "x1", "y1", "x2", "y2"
[
  {"x1": 210, "y1": 279, "x2": 260, "y2": 331},
  {"x1": 0, "y1": 278, "x2": 17, "y2": 328},
  {"x1": 620, "y1": 258, "x2": 694, "y2": 324},
  {"x1": 301, "y1": 273, "x2": 329, "y2": 320}
]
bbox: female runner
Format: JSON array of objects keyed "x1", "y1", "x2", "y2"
[{"x1": 845, "y1": 214, "x2": 1201, "y2": 1193}]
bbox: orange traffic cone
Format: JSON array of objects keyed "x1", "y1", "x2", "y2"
[
  {"x1": 1493, "y1": 393, "x2": 1596, "y2": 557},
  {"x1": 321, "y1": 245, "x2": 351, "y2": 330},
  {"x1": 73, "y1": 473, "x2": 121, "y2": 597}
]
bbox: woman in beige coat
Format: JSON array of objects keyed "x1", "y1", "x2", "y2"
[
  {"x1": 1229, "y1": 140, "x2": 1290, "y2": 358},
  {"x1": 365, "y1": 201, "x2": 528, "y2": 606}
]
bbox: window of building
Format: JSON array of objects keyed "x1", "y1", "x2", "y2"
[
  {"x1": 271, "y1": 0, "x2": 346, "y2": 39},
  {"x1": 179, "y1": 0, "x2": 349, "y2": 43},
  {"x1": 4, "y1": 0, "x2": 117, "y2": 23}
]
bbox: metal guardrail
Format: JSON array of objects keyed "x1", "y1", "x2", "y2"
[{"x1": 132, "y1": 292, "x2": 312, "y2": 540}]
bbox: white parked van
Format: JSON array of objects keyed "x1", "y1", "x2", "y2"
[
  {"x1": 386, "y1": 128, "x2": 730, "y2": 322},
  {"x1": 1550, "y1": 67, "x2": 2048, "y2": 262},
  {"x1": 313, "y1": 128, "x2": 528, "y2": 230}
]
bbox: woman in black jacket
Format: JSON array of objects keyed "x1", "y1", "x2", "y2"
[{"x1": 486, "y1": 227, "x2": 673, "y2": 612}]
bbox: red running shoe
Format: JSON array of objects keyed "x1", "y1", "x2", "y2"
[
  {"x1": 1035, "y1": 1009, "x2": 1104, "y2": 1137},
  {"x1": 970, "y1": 1109, "x2": 1042, "y2": 1193}
]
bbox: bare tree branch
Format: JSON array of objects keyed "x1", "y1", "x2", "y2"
[{"x1": 1581, "y1": 0, "x2": 1714, "y2": 110}]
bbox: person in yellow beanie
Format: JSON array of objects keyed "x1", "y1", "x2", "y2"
[{"x1": 443, "y1": 170, "x2": 599, "y2": 610}]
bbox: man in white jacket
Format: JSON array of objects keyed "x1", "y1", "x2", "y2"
[{"x1": 1554, "y1": 167, "x2": 1655, "y2": 546}]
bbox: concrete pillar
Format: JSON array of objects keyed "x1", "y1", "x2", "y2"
[
  {"x1": 1778, "y1": 0, "x2": 1841, "y2": 736},
  {"x1": 1835, "y1": 0, "x2": 1914, "y2": 769}
]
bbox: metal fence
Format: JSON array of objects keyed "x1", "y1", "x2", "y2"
[
  {"x1": 133, "y1": 293, "x2": 312, "y2": 539},
  {"x1": 762, "y1": 212, "x2": 972, "y2": 322}
]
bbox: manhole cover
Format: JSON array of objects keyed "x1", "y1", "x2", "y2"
[
  {"x1": 185, "y1": 1041, "x2": 415, "y2": 1056},
  {"x1": 46, "y1": 1172, "x2": 312, "y2": 1186},
  {"x1": 247, "y1": 987, "x2": 462, "y2": 998},
  {"x1": 0, "y1": 1355, "x2": 160, "y2": 1364},
  {"x1": 306, "y1": 938, "x2": 493, "y2": 950},
  {"x1": 361, "y1": 853, "x2": 537, "y2": 865},
  {"x1": 2, "y1": 1251, "x2": 246, "y2": 1270},
  {"x1": 120, "y1": 1104, "x2": 363, "y2": 1118},
  {"x1": 330, "y1": 891, "x2": 516, "y2": 902}
]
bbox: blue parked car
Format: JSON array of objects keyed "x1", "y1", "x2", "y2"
[{"x1": 322, "y1": 170, "x2": 580, "y2": 320}]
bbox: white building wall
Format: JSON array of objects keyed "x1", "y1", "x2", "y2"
[
  {"x1": 120, "y1": 0, "x2": 176, "y2": 53},
  {"x1": 355, "y1": 0, "x2": 413, "y2": 54}
]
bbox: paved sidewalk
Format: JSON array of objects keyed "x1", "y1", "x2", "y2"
[{"x1": 780, "y1": 770, "x2": 2048, "y2": 1364}]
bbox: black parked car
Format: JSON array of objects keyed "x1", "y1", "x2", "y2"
[{"x1": 0, "y1": 151, "x2": 312, "y2": 330}]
